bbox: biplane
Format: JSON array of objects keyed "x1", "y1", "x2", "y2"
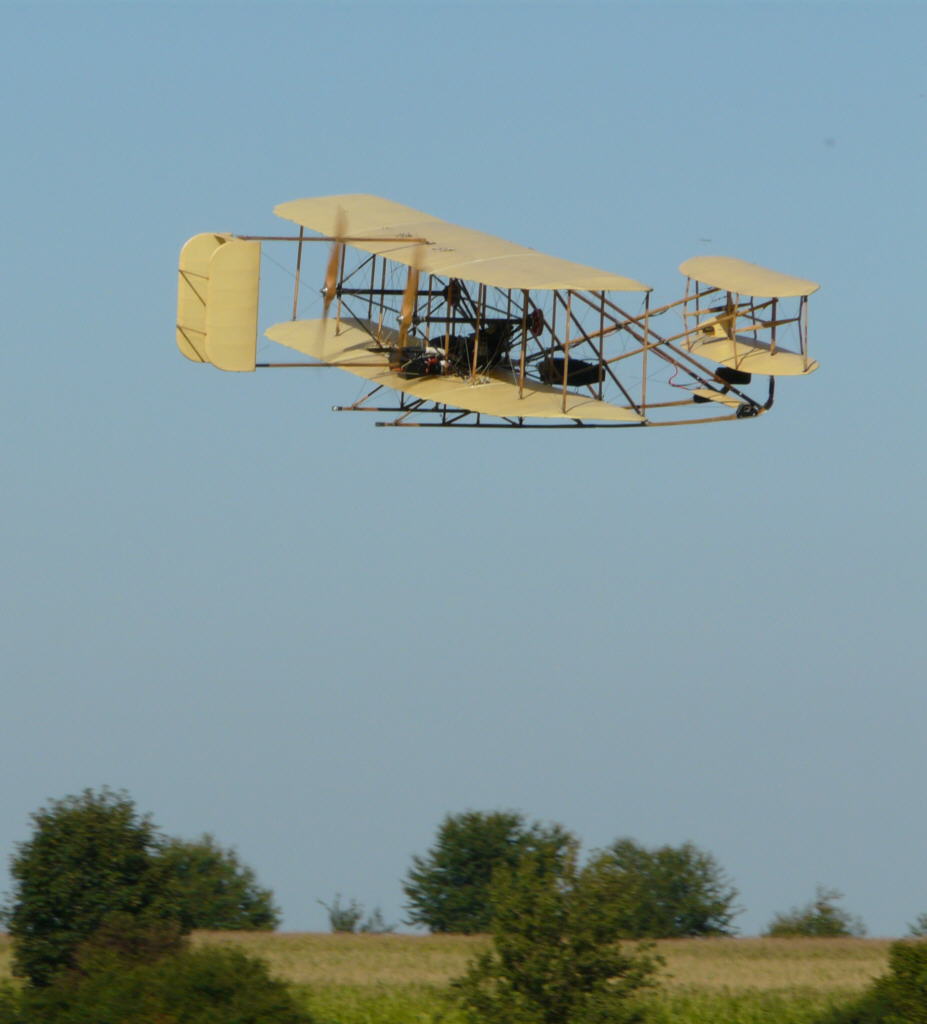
[{"x1": 176, "y1": 194, "x2": 819, "y2": 428}]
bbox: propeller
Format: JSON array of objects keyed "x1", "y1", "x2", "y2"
[
  {"x1": 321, "y1": 207, "x2": 347, "y2": 322},
  {"x1": 394, "y1": 243, "x2": 425, "y2": 363}
]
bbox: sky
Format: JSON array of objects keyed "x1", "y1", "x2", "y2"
[{"x1": 1, "y1": 0, "x2": 924, "y2": 938}]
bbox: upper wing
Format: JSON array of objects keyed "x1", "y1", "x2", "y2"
[
  {"x1": 274, "y1": 194, "x2": 651, "y2": 293},
  {"x1": 265, "y1": 318, "x2": 643, "y2": 423}
]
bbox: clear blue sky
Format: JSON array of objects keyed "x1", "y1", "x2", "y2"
[{"x1": 1, "y1": 0, "x2": 924, "y2": 937}]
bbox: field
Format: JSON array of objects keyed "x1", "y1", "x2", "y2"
[{"x1": 1, "y1": 932, "x2": 892, "y2": 1023}]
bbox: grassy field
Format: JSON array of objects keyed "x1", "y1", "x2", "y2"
[{"x1": 2, "y1": 932, "x2": 892, "y2": 1024}]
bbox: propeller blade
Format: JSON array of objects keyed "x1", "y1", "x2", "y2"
[
  {"x1": 396, "y1": 244, "x2": 424, "y2": 355},
  {"x1": 322, "y1": 207, "x2": 347, "y2": 321}
]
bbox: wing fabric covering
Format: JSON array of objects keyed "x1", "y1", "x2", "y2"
[
  {"x1": 274, "y1": 194, "x2": 651, "y2": 293},
  {"x1": 684, "y1": 327, "x2": 819, "y2": 376},
  {"x1": 177, "y1": 233, "x2": 228, "y2": 362},
  {"x1": 266, "y1": 319, "x2": 643, "y2": 423},
  {"x1": 679, "y1": 256, "x2": 819, "y2": 298},
  {"x1": 176, "y1": 235, "x2": 261, "y2": 371},
  {"x1": 678, "y1": 256, "x2": 819, "y2": 376}
]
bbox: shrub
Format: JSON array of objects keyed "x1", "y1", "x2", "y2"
[
  {"x1": 22, "y1": 944, "x2": 313, "y2": 1024},
  {"x1": 318, "y1": 894, "x2": 394, "y2": 934},
  {"x1": 320, "y1": 894, "x2": 365, "y2": 933},
  {"x1": 819, "y1": 940, "x2": 927, "y2": 1024},
  {"x1": 764, "y1": 885, "x2": 865, "y2": 938}
]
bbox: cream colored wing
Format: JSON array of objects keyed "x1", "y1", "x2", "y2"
[
  {"x1": 265, "y1": 318, "x2": 643, "y2": 423},
  {"x1": 274, "y1": 194, "x2": 650, "y2": 293},
  {"x1": 679, "y1": 256, "x2": 819, "y2": 298}
]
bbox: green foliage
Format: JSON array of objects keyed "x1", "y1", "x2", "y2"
[
  {"x1": 357, "y1": 907, "x2": 395, "y2": 934},
  {"x1": 874, "y1": 941, "x2": 927, "y2": 1024},
  {"x1": 21, "y1": 943, "x2": 313, "y2": 1024},
  {"x1": 73, "y1": 912, "x2": 186, "y2": 972},
  {"x1": 818, "y1": 941, "x2": 927, "y2": 1024},
  {"x1": 320, "y1": 894, "x2": 365, "y2": 933},
  {"x1": 906, "y1": 912, "x2": 927, "y2": 938},
  {"x1": 0, "y1": 984, "x2": 23, "y2": 1024},
  {"x1": 403, "y1": 810, "x2": 575, "y2": 933},
  {"x1": 3, "y1": 788, "x2": 176, "y2": 986},
  {"x1": 586, "y1": 838, "x2": 739, "y2": 938},
  {"x1": 300, "y1": 983, "x2": 465, "y2": 1024},
  {"x1": 157, "y1": 834, "x2": 280, "y2": 931},
  {"x1": 453, "y1": 851, "x2": 660, "y2": 1024},
  {"x1": 318, "y1": 895, "x2": 394, "y2": 934},
  {"x1": 3, "y1": 788, "x2": 279, "y2": 989},
  {"x1": 644, "y1": 989, "x2": 853, "y2": 1024},
  {"x1": 764, "y1": 886, "x2": 865, "y2": 938}
]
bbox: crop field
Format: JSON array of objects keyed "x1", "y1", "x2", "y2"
[
  {"x1": 1, "y1": 932, "x2": 892, "y2": 1024},
  {"x1": 192, "y1": 932, "x2": 891, "y2": 1024}
]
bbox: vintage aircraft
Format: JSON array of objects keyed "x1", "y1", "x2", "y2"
[{"x1": 176, "y1": 194, "x2": 819, "y2": 428}]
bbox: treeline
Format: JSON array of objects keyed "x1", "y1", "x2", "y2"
[
  {"x1": 2, "y1": 790, "x2": 927, "y2": 1024},
  {"x1": 401, "y1": 810, "x2": 868, "y2": 940}
]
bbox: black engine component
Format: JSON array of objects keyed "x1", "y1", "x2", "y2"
[
  {"x1": 538, "y1": 356, "x2": 602, "y2": 388},
  {"x1": 716, "y1": 366, "x2": 752, "y2": 385}
]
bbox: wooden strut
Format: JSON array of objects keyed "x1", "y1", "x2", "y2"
[
  {"x1": 256, "y1": 362, "x2": 392, "y2": 368},
  {"x1": 236, "y1": 234, "x2": 431, "y2": 243},
  {"x1": 277, "y1": 242, "x2": 773, "y2": 424},
  {"x1": 291, "y1": 226, "x2": 304, "y2": 319},
  {"x1": 545, "y1": 287, "x2": 758, "y2": 412}
]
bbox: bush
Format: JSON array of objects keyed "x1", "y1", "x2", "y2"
[
  {"x1": 403, "y1": 810, "x2": 575, "y2": 933},
  {"x1": 22, "y1": 943, "x2": 313, "y2": 1024},
  {"x1": 818, "y1": 940, "x2": 927, "y2": 1024},
  {"x1": 453, "y1": 850, "x2": 659, "y2": 1024},
  {"x1": 764, "y1": 885, "x2": 865, "y2": 938},
  {"x1": 320, "y1": 894, "x2": 365, "y2": 933},
  {"x1": 319, "y1": 894, "x2": 395, "y2": 934},
  {"x1": 586, "y1": 838, "x2": 739, "y2": 938}
]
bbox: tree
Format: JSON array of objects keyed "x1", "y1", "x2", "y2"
[
  {"x1": 403, "y1": 810, "x2": 575, "y2": 933},
  {"x1": 453, "y1": 850, "x2": 660, "y2": 1024},
  {"x1": 156, "y1": 834, "x2": 280, "y2": 931},
  {"x1": 3, "y1": 788, "x2": 280, "y2": 988},
  {"x1": 764, "y1": 885, "x2": 866, "y2": 938},
  {"x1": 586, "y1": 838, "x2": 739, "y2": 938},
  {"x1": 3, "y1": 788, "x2": 175, "y2": 986}
]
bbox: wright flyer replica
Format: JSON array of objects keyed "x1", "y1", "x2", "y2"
[{"x1": 177, "y1": 194, "x2": 820, "y2": 428}]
